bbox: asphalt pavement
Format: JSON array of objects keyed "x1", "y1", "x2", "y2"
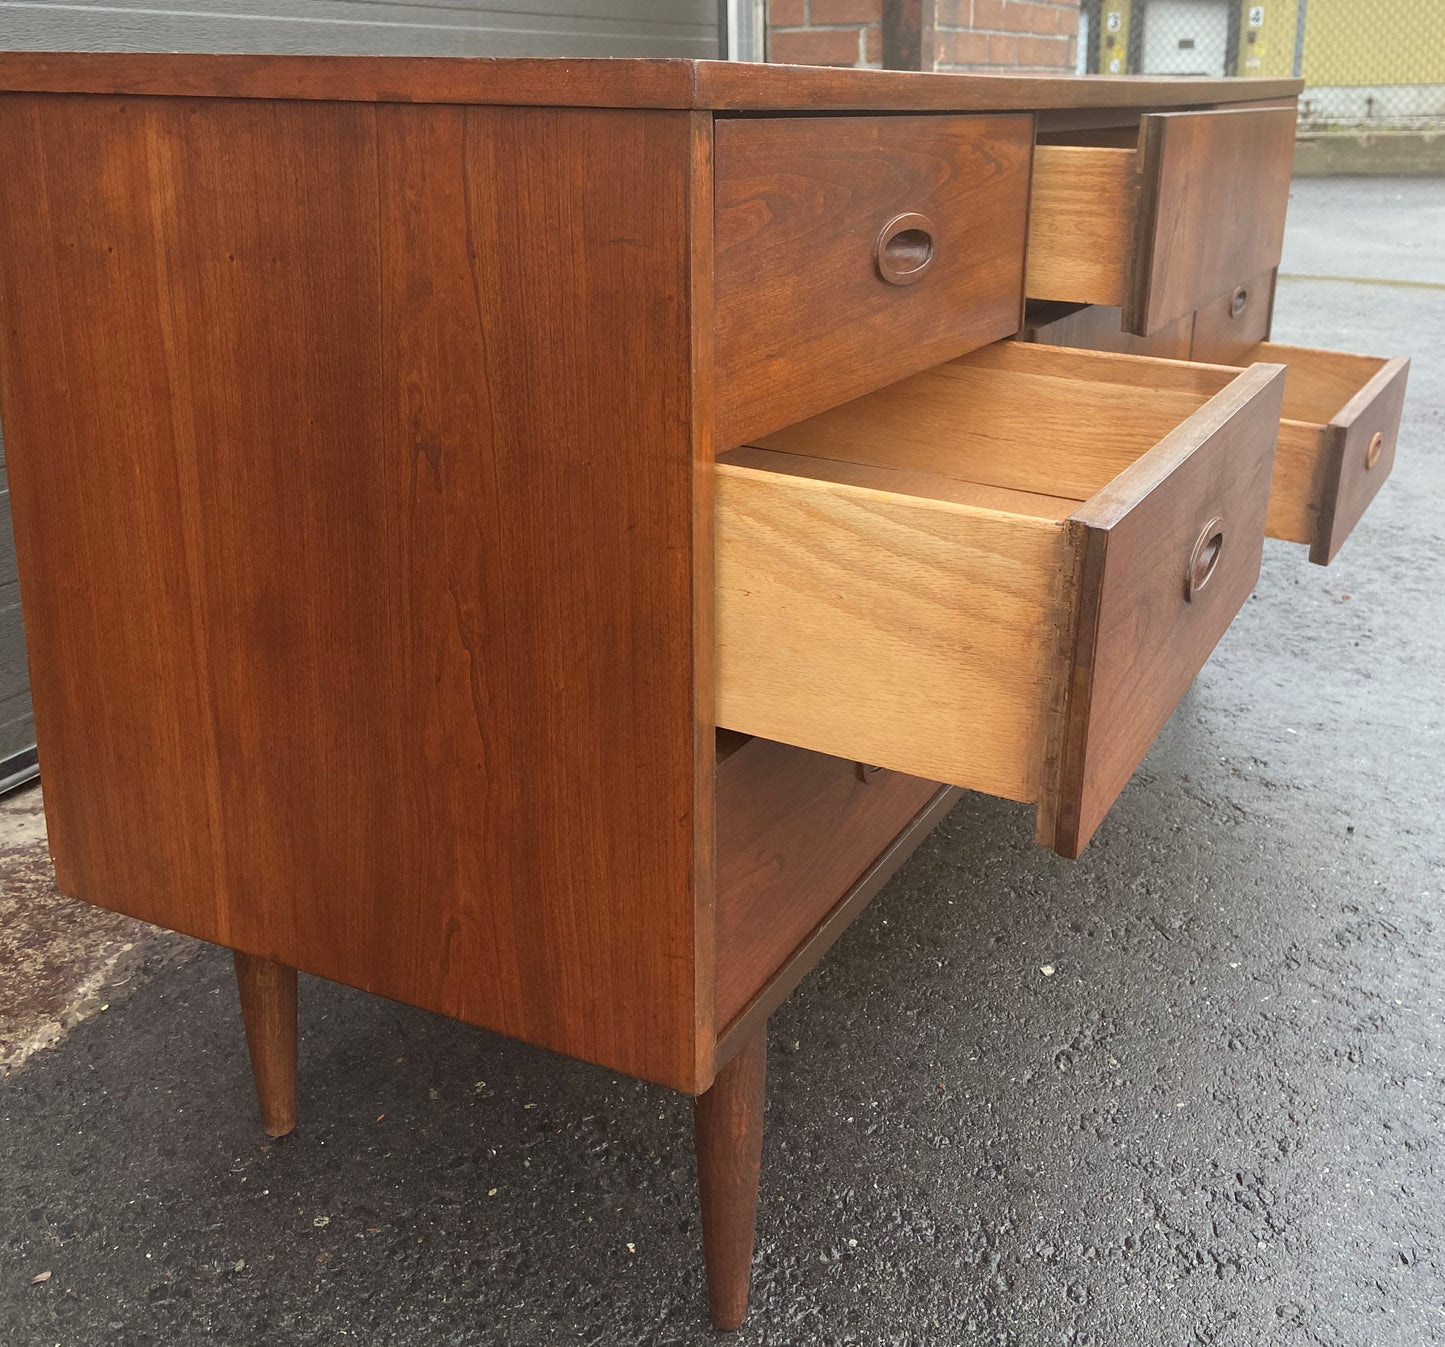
[{"x1": 1, "y1": 176, "x2": 1442, "y2": 1347}]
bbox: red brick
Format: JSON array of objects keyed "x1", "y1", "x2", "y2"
[
  {"x1": 768, "y1": 27, "x2": 864, "y2": 65},
  {"x1": 943, "y1": 29, "x2": 989, "y2": 65},
  {"x1": 986, "y1": 31, "x2": 1019, "y2": 62},
  {"x1": 809, "y1": 0, "x2": 881, "y2": 21},
  {"x1": 1030, "y1": 4, "x2": 1059, "y2": 33},
  {"x1": 972, "y1": 0, "x2": 1005, "y2": 30},
  {"x1": 767, "y1": 0, "x2": 805, "y2": 26},
  {"x1": 864, "y1": 23, "x2": 883, "y2": 62},
  {"x1": 1010, "y1": 2, "x2": 1045, "y2": 32},
  {"x1": 1019, "y1": 33, "x2": 1071, "y2": 66},
  {"x1": 934, "y1": 0, "x2": 969, "y2": 24},
  {"x1": 1055, "y1": 3, "x2": 1079, "y2": 36}
]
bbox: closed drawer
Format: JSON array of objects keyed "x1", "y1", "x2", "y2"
[
  {"x1": 1189, "y1": 268, "x2": 1276, "y2": 363},
  {"x1": 1026, "y1": 106, "x2": 1295, "y2": 337},
  {"x1": 714, "y1": 113, "x2": 1033, "y2": 450},
  {"x1": 715, "y1": 342, "x2": 1285, "y2": 858},
  {"x1": 1221, "y1": 342, "x2": 1409, "y2": 565},
  {"x1": 1018, "y1": 299, "x2": 1194, "y2": 360},
  {"x1": 716, "y1": 737, "x2": 939, "y2": 1029}
]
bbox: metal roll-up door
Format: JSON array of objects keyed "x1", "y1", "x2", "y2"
[{"x1": 0, "y1": 0, "x2": 721, "y2": 58}]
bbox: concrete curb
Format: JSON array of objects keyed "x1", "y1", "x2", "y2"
[{"x1": 1294, "y1": 129, "x2": 1445, "y2": 177}]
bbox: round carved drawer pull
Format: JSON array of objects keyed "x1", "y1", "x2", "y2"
[
  {"x1": 1365, "y1": 430, "x2": 1384, "y2": 470},
  {"x1": 1229, "y1": 287, "x2": 1249, "y2": 319},
  {"x1": 876, "y1": 212, "x2": 936, "y2": 286},
  {"x1": 1185, "y1": 517, "x2": 1226, "y2": 602}
]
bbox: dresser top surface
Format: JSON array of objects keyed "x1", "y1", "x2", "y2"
[{"x1": 0, "y1": 53, "x2": 1302, "y2": 112}]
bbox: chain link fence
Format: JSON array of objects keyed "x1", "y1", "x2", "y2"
[{"x1": 1077, "y1": 0, "x2": 1445, "y2": 128}]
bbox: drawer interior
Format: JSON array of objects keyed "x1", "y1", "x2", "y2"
[
  {"x1": 1237, "y1": 342, "x2": 1389, "y2": 424},
  {"x1": 736, "y1": 342, "x2": 1242, "y2": 511},
  {"x1": 1228, "y1": 341, "x2": 1408, "y2": 564},
  {"x1": 715, "y1": 341, "x2": 1280, "y2": 853}
]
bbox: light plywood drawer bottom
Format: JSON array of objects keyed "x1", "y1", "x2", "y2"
[{"x1": 715, "y1": 342, "x2": 1286, "y2": 858}]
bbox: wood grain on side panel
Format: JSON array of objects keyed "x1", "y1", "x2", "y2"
[
  {"x1": 687, "y1": 110, "x2": 719, "y2": 1086},
  {"x1": 0, "y1": 96, "x2": 706, "y2": 1090},
  {"x1": 1267, "y1": 420, "x2": 1333, "y2": 546},
  {"x1": 715, "y1": 113, "x2": 1032, "y2": 449}
]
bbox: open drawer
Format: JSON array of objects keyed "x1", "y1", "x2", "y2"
[
  {"x1": 1025, "y1": 107, "x2": 1295, "y2": 337},
  {"x1": 714, "y1": 343, "x2": 1285, "y2": 858},
  {"x1": 1219, "y1": 342, "x2": 1408, "y2": 566}
]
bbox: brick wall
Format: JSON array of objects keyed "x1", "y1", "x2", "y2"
[
  {"x1": 767, "y1": 0, "x2": 883, "y2": 70},
  {"x1": 935, "y1": 1, "x2": 1078, "y2": 71},
  {"x1": 765, "y1": 0, "x2": 1078, "y2": 72}
]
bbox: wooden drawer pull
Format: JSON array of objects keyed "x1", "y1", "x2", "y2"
[
  {"x1": 1186, "y1": 517, "x2": 1226, "y2": 602},
  {"x1": 875, "y1": 212, "x2": 935, "y2": 286},
  {"x1": 1229, "y1": 286, "x2": 1249, "y2": 319},
  {"x1": 1365, "y1": 430, "x2": 1385, "y2": 470}
]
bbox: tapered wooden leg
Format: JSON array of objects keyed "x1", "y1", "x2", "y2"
[
  {"x1": 694, "y1": 1025, "x2": 767, "y2": 1331},
  {"x1": 233, "y1": 952, "x2": 298, "y2": 1138}
]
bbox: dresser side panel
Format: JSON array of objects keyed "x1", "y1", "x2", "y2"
[{"x1": 0, "y1": 95, "x2": 705, "y2": 1090}]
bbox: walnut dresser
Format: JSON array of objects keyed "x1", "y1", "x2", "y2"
[{"x1": 0, "y1": 55, "x2": 1407, "y2": 1329}]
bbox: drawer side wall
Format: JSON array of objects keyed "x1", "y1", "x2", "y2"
[
  {"x1": 1024, "y1": 144, "x2": 1136, "y2": 309},
  {"x1": 714, "y1": 463, "x2": 1068, "y2": 802}
]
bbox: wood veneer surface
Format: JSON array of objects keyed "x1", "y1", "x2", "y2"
[
  {"x1": 715, "y1": 113, "x2": 1032, "y2": 449},
  {"x1": 0, "y1": 95, "x2": 710, "y2": 1091},
  {"x1": 0, "y1": 53, "x2": 1302, "y2": 111}
]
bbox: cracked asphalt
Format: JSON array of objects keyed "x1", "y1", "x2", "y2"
[{"x1": 1, "y1": 177, "x2": 1442, "y2": 1346}]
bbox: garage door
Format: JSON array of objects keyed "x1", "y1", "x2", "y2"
[{"x1": 0, "y1": 1, "x2": 719, "y2": 57}]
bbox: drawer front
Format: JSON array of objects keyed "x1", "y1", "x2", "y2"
[
  {"x1": 1235, "y1": 342, "x2": 1409, "y2": 566},
  {"x1": 1020, "y1": 300, "x2": 1194, "y2": 360},
  {"x1": 714, "y1": 113, "x2": 1033, "y2": 450},
  {"x1": 1026, "y1": 107, "x2": 1295, "y2": 338},
  {"x1": 1189, "y1": 268, "x2": 1276, "y2": 363},
  {"x1": 715, "y1": 343, "x2": 1286, "y2": 856},
  {"x1": 715, "y1": 738, "x2": 939, "y2": 1029},
  {"x1": 1045, "y1": 363, "x2": 1284, "y2": 857},
  {"x1": 1131, "y1": 107, "x2": 1295, "y2": 335}
]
